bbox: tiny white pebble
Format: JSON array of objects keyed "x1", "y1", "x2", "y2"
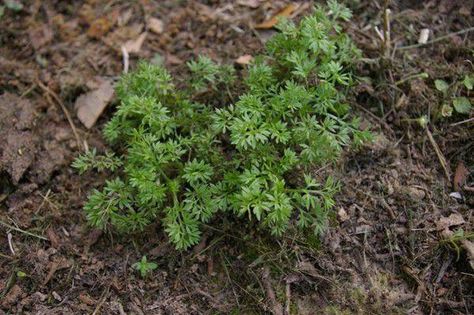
[
  {"x1": 449, "y1": 192, "x2": 462, "y2": 200},
  {"x1": 418, "y1": 28, "x2": 430, "y2": 44}
]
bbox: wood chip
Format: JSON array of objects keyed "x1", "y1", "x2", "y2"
[
  {"x1": 148, "y1": 17, "x2": 164, "y2": 34},
  {"x1": 75, "y1": 78, "x2": 114, "y2": 129},
  {"x1": 255, "y1": 3, "x2": 298, "y2": 29}
]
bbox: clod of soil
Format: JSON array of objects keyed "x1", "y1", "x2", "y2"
[{"x1": 0, "y1": 93, "x2": 38, "y2": 184}]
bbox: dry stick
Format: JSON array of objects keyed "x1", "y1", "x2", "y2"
[
  {"x1": 382, "y1": 2, "x2": 391, "y2": 58},
  {"x1": 450, "y1": 117, "x2": 474, "y2": 127},
  {"x1": 7, "y1": 233, "x2": 15, "y2": 255},
  {"x1": 262, "y1": 267, "x2": 283, "y2": 315},
  {"x1": 36, "y1": 80, "x2": 83, "y2": 150},
  {"x1": 92, "y1": 286, "x2": 110, "y2": 315},
  {"x1": 0, "y1": 220, "x2": 48, "y2": 241},
  {"x1": 285, "y1": 281, "x2": 291, "y2": 315},
  {"x1": 425, "y1": 128, "x2": 451, "y2": 182},
  {"x1": 398, "y1": 26, "x2": 474, "y2": 50}
]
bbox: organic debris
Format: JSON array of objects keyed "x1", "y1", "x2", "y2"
[{"x1": 74, "y1": 78, "x2": 114, "y2": 129}]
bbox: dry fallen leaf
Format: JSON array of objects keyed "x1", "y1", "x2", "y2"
[
  {"x1": 453, "y1": 161, "x2": 469, "y2": 191},
  {"x1": 337, "y1": 207, "x2": 349, "y2": 222},
  {"x1": 166, "y1": 54, "x2": 183, "y2": 65},
  {"x1": 237, "y1": 0, "x2": 260, "y2": 8},
  {"x1": 436, "y1": 213, "x2": 465, "y2": 231},
  {"x1": 118, "y1": 8, "x2": 133, "y2": 27},
  {"x1": 148, "y1": 17, "x2": 164, "y2": 34},
  {"x1": 255, "y1": 3, "x2": 298, "y2": 29},
  {"x1": 461, "y1": 240, "x2": 474, "y2": 270},
  {"x1": 236, "y1": 54, "x2": 253, "y2": 65},
  {"x1": 29, "y1": 24, "x2": 54, "y2": 50},
  {"x1": 87, "y1": 17, "x2": 112, "y2": 39},
  {"x1": 75, "y1": 78, "x2": 114, "y2": 129},
  {"x1": 122, "y1": 32, "x2": 147, "y2": 54}
]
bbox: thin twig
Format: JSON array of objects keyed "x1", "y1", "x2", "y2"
[
  {"x1": 425, "y1": 128, "x2": 451, "y2": 182},
  {"x1": 0, "y1": 220, "x2": 48, "y2": 240},
  {"x1": 121, "y1": 46, "x2": 129, "y2": 74},
  {"x1": 7, "y1": 233, "x2": 15, "y2": 255},
  {"x1": 220, "y1": 253, "x2": 240, "y2": 309},
  {"x1": 92, "y1": 286, "x2": 110, "y2": 315},
  {"x1": 397, "y1": 26, "x2": 474, "y2": 50},
  {"x1": 450, "y1": 117, "x2": 474, "y2": 127},
  {"x1": 285, "y1": 281, "x2": 291, "y2": 315},
  {"x1": 382, "y1": 2, "x2": 391, "y2": 58},
  {"x1": 36, "y1": 80, "x2": 83, "y2": 150},
  {"x1": 0, "y1": 252, "x2": 13, "y2": 260}
]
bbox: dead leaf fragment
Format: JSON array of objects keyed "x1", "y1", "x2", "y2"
[
  {"x1": 87, "y1": 17, "x2": 112, "y2": 39},
  {"x1": 79, "y1": 292, "x2": 96, "y2": 305},
  {"x1": 453, "y1": 161, "x2": 469, "y2": 191},
  {"x1": 75, "y1": 78, "x2": 114, "y2": 129},
  {"x1": 29, "y1": 24, "x2": 54, "y2": 50},
  {"x1": 122, "y1": 32, "x2": 147, "y2": 54},
  {"x1": 255, "y1": 3, "x2": 298, "y2": 29},
  {"x1": 236, "y1": 54, "x2": 253, "y2": 65},
  {"x1": 148, "y1": 17, "x2": 164, "y2": 34},
  {"x1": 337, "y1": 207, "x2": 349, "y2": 222},
  {"x1": 46, "y1": 227, "x2": 61, "y2": 248},
  {"x1": 436, "y1": 213, "x2": 465, "y2": 231},
  {"x1": 461, "y1": 240, "x2": 474, "y2": 270},
  {"x1": 1, "y1": 284, "x2": 23, "y2": 308},
  {"x1": 237, "y1": 0, "x2": 260, "y2": 8}
]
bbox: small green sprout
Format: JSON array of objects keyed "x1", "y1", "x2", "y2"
[{"x1": 132, "y1": 256, "x2": 157, "y2": 278}]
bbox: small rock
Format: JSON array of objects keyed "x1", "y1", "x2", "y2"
[
  {"x1": 449, "y1": 192, "x2": 462, "y2": 200},
  {"x1": 52, "y1": 291, "x2": 62, "y2": 301}
]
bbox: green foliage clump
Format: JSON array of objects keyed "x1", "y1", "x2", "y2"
[
  {"x1": 74, "y1": 2, "x2": 371, "y2": 250},
  {"x1": 435, "y1": 74, "x2": 473, "y2": 117}
]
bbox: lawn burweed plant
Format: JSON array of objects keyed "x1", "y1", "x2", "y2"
[{"x1": 74, "y1": 1, "x2": 371, "y2": 250}]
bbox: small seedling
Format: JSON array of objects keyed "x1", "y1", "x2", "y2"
[
  {"x1": 440, "y1": 229, "x2": 474, "y2": 261},
  {"x1": 435, "y1": 74, "x2": 473, "y2": 117},
  {"x1": 132, "y1": 256, "x2": 157, "y2": 278}
]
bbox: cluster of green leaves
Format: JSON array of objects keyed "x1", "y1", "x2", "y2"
[
  {"x1": 74, "y1": 2, "x2": 371, "y2": 250},
  {"x1": 435, "y1": 74, "x2": 473, "y2": 117},
  {"x1": 187, "y1": 55, "x2": 236, "y2": 92}
]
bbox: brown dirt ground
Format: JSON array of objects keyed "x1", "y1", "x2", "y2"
[{"x1": 1, "y1": 0, "x2": 473, "y2": 314}]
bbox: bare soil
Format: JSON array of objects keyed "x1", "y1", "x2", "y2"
[{"x1": 1, "y1": 0, "x2": 473, "y2": 314}]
